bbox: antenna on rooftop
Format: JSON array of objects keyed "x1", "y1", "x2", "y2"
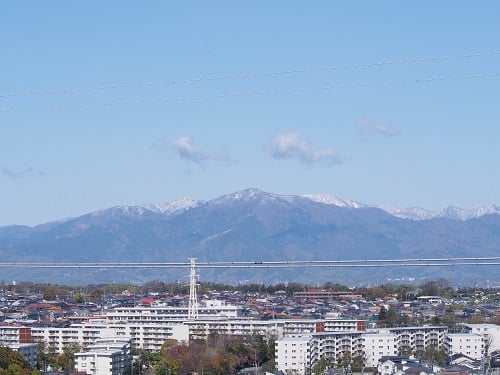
[{"x1": 188, "y1": 258, "x2": 199, "y2": 319}]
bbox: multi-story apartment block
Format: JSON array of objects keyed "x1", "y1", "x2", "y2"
[
  {"x1": 31, "y1": 325, "x2": 117, "y2": 353},
  {"x1": 105, "y1": 300, "x2": 241, "y2": 324},
  {"x1": 312, "y1": 331, "x2": 365, "y2": 362},
  {"x1": 384, "y1": 326, "x2": 447, "y2": 354},
  {"x1": 0, "y1": 322, "x2": 32, "y2": 345},
  {"x1": 276, "y1": 336, "x2": 313, "y2": 375},
  {"x1": 185, "y1": 318, "x2": 282, "y2": 341},
  {"x1": 463, "y1": 324, "x2": 500, "y2": 353},
  {"x1": 0, "y1": 323, "x2": 38, "y2": 367},
  {"x1": 31, "y1": 322, "x2": 189, "y2": 353},
  {"x1": 277, "y1": 331, "x2": 391, "y2": 374},
  {"x1": 444, "y1": 333, "x2": 484, "y2": 360},
  {"x1": 185, "y1": 318, "x2": 366, "y2": 342},
  {"x1": 75, "y1": 337, "x2": 132, "y2": 375},
  {"x1": 363, "y1": 332, "x2": 398, "y2": 367},
  {"x1": 275, "y1": 326, "x2": 450, "y2": 375}
]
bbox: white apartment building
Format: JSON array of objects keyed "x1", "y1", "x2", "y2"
[
  {"x1": 31, "y1": 322, "x2": 189, "y2": 353},
  {"x1": 385, "y1": 326, "x2": 447, "y2": 354},
  {"x1": 276, "y1": 336, "x2": 313, "y2": 375},
  {"x1": 75, "y1": 350, "x2": 127, "y2": 375},
  {"x1": 444, "y1": 333, "x2": 484, "y2": 360},
  {"x1": 284, "y1": 319, "x2": 365, "y2": 336},
  {"x1": 275, "y1": 326, "x2": 450, "y2": 375},
  {"x1": 186, "y1": 318, "x2": 282, "y2": 341},
  {"x1": 464, "y1": 323, "x2": 500, "y2": 353},
  {"x1": 31, "y1": 326, "x2": 117, "y2": 353},
  {"x1": 105, "y1": 300, "x2": 241, "y2": 324},
  {"x1": 123, "y1": 323, "x2": 189, "y2": 350},
  {"x1": 0, "y1": 323, "x2": 32, "y2": 345},
  {"x1": 185, "y1": 318, "x2": 366, "y2": 342},
  {"x1": 312, "y1": 331, "x2": 365, "y2": 362},
  {"x1": 363, "y1": 332, "x2": 398, "y2": 367},
  {"x1": 276, "y1": 331, "x2": 367, "y2": 375},
  {"x1": 75, "y1": 337, "x2": 132, "y2": 375}
]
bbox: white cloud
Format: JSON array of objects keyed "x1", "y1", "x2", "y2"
[
  {"x1": 171, "y1": 136, "x2": 232, "y2": 165},
  {"x1": 267, "y1": 132, "x2": 342, "y2": 165},
  {"x1": 356, "y1": 117, "x2": 401, "y2": 137},
  {"x1": 172, "y1": 136, "x2": 207, "y2": 163}
]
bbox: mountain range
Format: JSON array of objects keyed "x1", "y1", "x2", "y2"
[{"x1": 1, "y1": 188, "x2": 499, "y2": 286}]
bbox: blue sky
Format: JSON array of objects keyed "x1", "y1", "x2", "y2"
[{"x1": 1, "y1": 2, "x2": 499, "y2": 226}]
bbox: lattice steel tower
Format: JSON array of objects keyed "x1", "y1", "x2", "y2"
[{"x1": 188, "y1": 258, "x2": 199, "y2": 319}]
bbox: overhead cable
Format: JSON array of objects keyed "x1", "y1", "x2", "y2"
[
  {"x1": 0, "y1": 256, "x2": 499, "y2": 269},
  {"x1": 1, "y1": 50, "x2": 499, "y2": 98},
  {"x1": 0, "y1": 72, "x2": 497, "y2": 113}
]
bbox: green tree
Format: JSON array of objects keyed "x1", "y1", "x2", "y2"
[
  {"x1": 73, "y1": 293, "x2": 85, "y2": 303},
  {"x1": 442, "y1": 312, "x2": 458, "y2": 330},
  {"x1": 378, "y1": 306, "x2": 388, "y2": 321},
  {"x1": 0, "y1": 346, "x2": 39, "y2": 375}
]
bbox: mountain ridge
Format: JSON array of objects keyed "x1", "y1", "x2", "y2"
[
  {"x1": 8, "y1": 188, "x2": 496, "y2": 229},
  {"x1": 0, "y1": 188, "x2": 499, "y2": 285}
]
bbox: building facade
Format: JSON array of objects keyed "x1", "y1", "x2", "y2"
[
  {"x1": 464, "y1": 324, "x2": 500, "y2": 353},
  {"x1": 75, "y1": 337, "x2": 132, "y2": 375},
  {"x1": 276, "y1": 336, "x2": 313, "y2": 375},
  {"x1": 445, "y1": 333, "x2": 484, "y2": 361},
  {"x1": 363, "y1": 333, "x2": 398, "y2": 367}
]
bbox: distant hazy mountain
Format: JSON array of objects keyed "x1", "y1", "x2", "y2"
[{"x1": 0, "y1": 188, "x2": 498, "y2": 285}]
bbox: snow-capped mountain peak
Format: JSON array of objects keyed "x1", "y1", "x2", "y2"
[
  {"x1": 91, "y1": 190, "x2": 499, "y2": 222},
  {"x1": 436, "y1": 205, "x2": 500, "y2": 220},
  {"x1": 377, "y1": 204, "x2": 500, "y2": 221},
  {"x1": 302, "y1": 192, "x2": 499, "y2": 221}
]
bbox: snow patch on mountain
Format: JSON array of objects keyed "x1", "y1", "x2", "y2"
[
  {"x1": 92, "y1": 206, "x2": 151, "y2": 217},
  {"x1": 200, "y1": 228, "x2": 233, "y2": 246},
  {"x1": 303, "y1": 194, "x2": 366, "y2": 209},
  {"x1": 213, "y1": 188, "x2": 264, "y2": 203},
  {"x1": 380, "y1": 205, "x2": 500, "y2": 220},
  {"x1": 212, "y1": 188, "x2": 302, "y2": 206},
  {"x1": 437, "y1": 205, "x2": 500, "y2": 220},
  {"x1": 143, "y1": 197, "x2": 203, "y2": 215},
  {"x1": 380, "y1": 206, "x2": 435, "y2": 221}
]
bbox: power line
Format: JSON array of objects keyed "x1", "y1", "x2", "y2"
[
  {"x1": 0, "y1": 257, "x2": 499, "y2": 269},
  {"x1": 1, "y1": 50, "x2": 499, "y2": 98},
  {"x1": 0, "y1": 72, "x2": 497, "y2": 113}
]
